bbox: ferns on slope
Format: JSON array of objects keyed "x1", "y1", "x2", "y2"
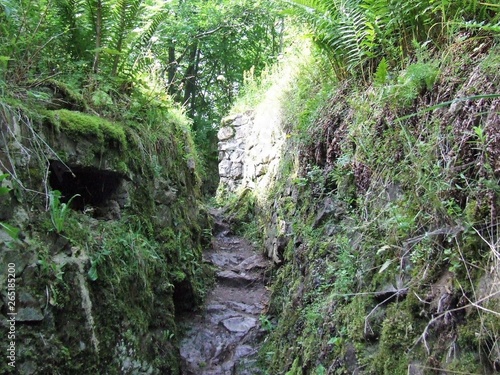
[{"x1": 286, "y1": 0, "x2": 499, "y2": 81}]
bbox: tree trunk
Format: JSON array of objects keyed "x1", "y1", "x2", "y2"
[
  {"x1": 183, "y1": 42, "x2": 199, "y2": 119},
  {"x1": 167, "y1": 42, "x2": 177, "y2": 95}
]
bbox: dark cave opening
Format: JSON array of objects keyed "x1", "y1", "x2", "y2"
[
  {"x1": 49, "y1": 160, "x2": 123, "y2": 210},
  {"x1": 173, "y1": 279, "x2": 196, "y2": 315}
]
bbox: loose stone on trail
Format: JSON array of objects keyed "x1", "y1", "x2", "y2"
[{"x1": 179, "y1": 211, "x2": 271, "y2": 375}]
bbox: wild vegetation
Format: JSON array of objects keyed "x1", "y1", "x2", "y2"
[
  {"x1": 0, "y1": 0, "x2": 284, "y2": 191},
  {"x1": 1, "y1": 0, "x2": 499, "y2": 373},
  {"x1": 220, "y1": 1, "x2": 500, "y2": 374}
]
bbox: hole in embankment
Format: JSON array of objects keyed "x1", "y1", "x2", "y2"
[
  {"x1": 173, "y1": 280, "x2": 196, "y2": 315},
  {"x1": 49, "y1": 160, "x2": 123, "y2": 211}
]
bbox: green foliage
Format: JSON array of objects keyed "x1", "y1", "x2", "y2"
[
  {"x1": 244, "y1": 20, "x2": 500, "y2": 374},
  {"x1": 284, "y1": 0, "x2": 497, "y2": 81},
  {"x1": 259, "y1": 314, "x2": 275, "y2": 332},
  {"x1": 285, "y1": 357, "x2": 303, "y2": 375},
  {"x1": 49, "y1": 190, "x2": 79, "y2": 234},
  {"x1": 96, "y1": 220, "x2": 161, "y2": 289},
  {"x1": 372, "y1": 303, "x2": 413, "y2": 374},
  {"x1": 373, "y1": 57, "x2": 388, "y2": 86},
  {"x1": 385, "y1": 62, "x2": 439, "y2": 107},
  {"x1": 88, "y1": 247, "x2": 111, "y2": 281}
]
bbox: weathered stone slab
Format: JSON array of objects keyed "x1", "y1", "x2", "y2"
[
  {"x1": 221, "y1": 316, "x2": 257, "y2": 334},
  {"x1": 16, "y1": 292, "x2": 44, "y2": 322},
  {"x1": 217, "y1": 270, "x2": 255, "y2": 286}
]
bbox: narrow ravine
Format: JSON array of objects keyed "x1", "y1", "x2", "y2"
[{"x1": 179, "y1": 210, "x2": 271, "y2": 375}]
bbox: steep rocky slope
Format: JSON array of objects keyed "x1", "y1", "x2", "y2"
[{"x1": 219, "y1": 37, "x2": 500, "y2": 374}]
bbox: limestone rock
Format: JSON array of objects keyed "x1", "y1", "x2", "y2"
[
  {"x1": 16, "y1": 292, "x2": 44, "y2": 322},
  {"x1": 216, "y1": 109, "x2": 284, "y2": 194},
  {"x1": 221, "y1": 316, "x2": 257, "y2": 334},
  {"x1": 229, "y1": 163, "x2": 243, "y2": 178},
  {"x1": 218, "y1": 126, "x2": 235, "y2": 141},
  {"x1": 218, "y1": 160, "x2": 232, "y2": 178}
]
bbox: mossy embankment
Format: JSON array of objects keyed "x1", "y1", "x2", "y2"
[
  {"x1": 0, "y1": 82, "x2": 212, "y2": 374},
  {"x1": 222, "y1": 37, "x2": 500, "y2": 374}
]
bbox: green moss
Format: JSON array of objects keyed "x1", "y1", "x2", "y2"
[
  {"x1": 372, "y1": 303, "x2": 414, "y2": 374},
  {"x1": 285, "y1": 357, "x2": 304, "y2": 375},
  {"x1": 46, "y1": 109, "x2": 127, "y2": 149},
  {"x1": 43, "y1": 79, "x2": 87, "y2": 110},
  {"x1": 335, "y1": 296, "x2": 374, "y2": 342},
  {"x1": 446, "y1": 352, "x2": 483, "y2": 373}
]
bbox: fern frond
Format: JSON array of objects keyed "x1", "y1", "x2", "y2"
[
  {"x1": 109, "y1": 0, "x2": 144, "y2": 76},
  {"x1": 125, "y1": 11, "x2": 169, "y2": 74},
  {"x1": 53, "y1": 0, "x2": 91, "y2": 60}
]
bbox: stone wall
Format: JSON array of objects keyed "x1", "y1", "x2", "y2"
[{"x1": 217, "y1": 108, "x2": 284, "y2": 194}]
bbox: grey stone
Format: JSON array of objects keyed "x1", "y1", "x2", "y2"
[
  {"x1": 219, "y1": 160, "x2": 232, "y2": 177},
  {"x1": 229, "y1": 163, "x2": 243, "y2": 178},
  {"x1": 96, "y1": 199, "x2": 121, "y2": 220},
  {"x1": 232, "y1": 116, "x2": 249, "y2": 127},
  {"x1": 12, "y1": 206, "x2": 30, "y2": 227},
  {"x1": 221, "y1": 114, "x2": 240, "y2": 126},
  {"x1": 234, "y1": 345, "x2": 255, "y2": 358},
  {"x1": 122, "y1": 358, "x2": 132, "y2": 371},
  {"x1": 218, "y1": 126, "x2": 235, "y2": 141},
  {"x1": 18, "y1": 361, "x2": 37, "y2": 375},
  {"x1": 236, "y1": 255, "x2": 268, "y2": 272},
  {"x1": 229, "y1": 150, "x2": 244, "y2": 163},
  {"x1": 187, "y1": 158, "x2": 196, "y2": 171},
  {"x1": 1, "y1": 250, "x2": 32, "y2": 277},
  {"x1": 407, "y1": 362, "x2": 425, "y2": 375},
  {"x1": 16, "y1": 292, "x2": 44, "y2": 321},
  {"x1": 221, "y1": 316, "x2": 257, "y2": 334},
  {"x1": 16, "y1": 306, "x2": 44, "y2": 322},
  {"x1": 0, "y1": 229, "x2": 15, "y2": 244},
  {"x1": 313, "y1": 197, "x2": 347, "y2": 228},
  {"x1": 226, "y1": 301, "x2": 261, "y2": 315},
  {"x1": 217, "y1": 270, "x2": 256, "y2": 287},
  {"x1": 112, "y1": 181, "x2": 130, "y2": 208}
]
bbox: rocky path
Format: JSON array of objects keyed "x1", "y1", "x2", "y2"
[{"x1": 179, "y1": 213, "x2": 271, "y2": 375}]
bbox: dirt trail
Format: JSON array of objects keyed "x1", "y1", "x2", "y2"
[{"x1": 179, "y1": 211, "x2": 271, "y2": 375}]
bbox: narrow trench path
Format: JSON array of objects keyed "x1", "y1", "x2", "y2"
[{"x1": 179, "y1": 210, "x2": 271, "y2": 375}]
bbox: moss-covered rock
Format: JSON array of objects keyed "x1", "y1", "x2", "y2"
[
  {"x1": 0, "y1": 96, "x2": 211, "y2": 374},
  {"x1": 45, "y1": 109, "x2": 127, "y2": 149},
  {"x1": 222, "y1": 37, "x2": 500, "y2": 375}
]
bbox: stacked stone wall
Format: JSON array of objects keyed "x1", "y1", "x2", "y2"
[{"x1": 217, "y1": 109, "x2": 284, "y2": 194}]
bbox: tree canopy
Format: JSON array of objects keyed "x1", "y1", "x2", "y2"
[{"x1": 0, "y1": 0, "x2": 284, "y2": 130}]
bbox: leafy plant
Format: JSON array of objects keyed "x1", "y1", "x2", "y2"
[
  {"x1": 259, "y1": 314, "x2": 275, "y2": 332},
  {"x1": 284, "y1": 0, "x2": 496, "y2": 81},
  {"x1": 88, "y1": 247, "x2": 111, "y2": 281},
  {"x1": 49, "y1": 190, "x2": 79, "y2": 234}
]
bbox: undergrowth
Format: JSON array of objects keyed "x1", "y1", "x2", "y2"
[{"x1": 230, "y1": 27, "x2": 500, "y2": 375}]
